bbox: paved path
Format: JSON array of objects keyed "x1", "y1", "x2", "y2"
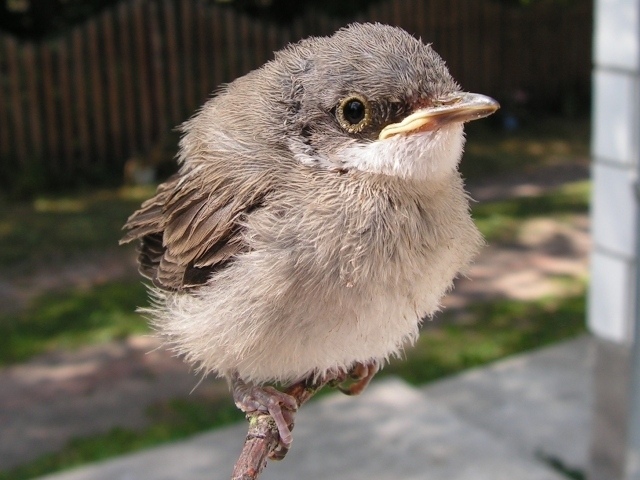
[{"x1": 35, "y1": 336, "x2": 592, "y2": 480}]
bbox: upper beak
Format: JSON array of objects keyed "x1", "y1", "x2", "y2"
[{"x1": 378, "y1": 93, "x2": 500, "y2": 140}]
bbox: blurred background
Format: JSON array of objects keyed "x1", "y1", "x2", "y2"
[{"x1": 0, "y1": 0, "x2": 595, "y2": 479}]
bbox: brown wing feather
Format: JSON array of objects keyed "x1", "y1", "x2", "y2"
[{"x1": 121, "y1": 171, "x2": 267, "y2": 291}]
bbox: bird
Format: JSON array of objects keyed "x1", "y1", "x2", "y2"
[{"x1": 121, "y1": 22, "x2": 499, "y2": 450}]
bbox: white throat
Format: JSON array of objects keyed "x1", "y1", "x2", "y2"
[{"x1": 335, "y1": 124, "x2": 466, "y2": 181}]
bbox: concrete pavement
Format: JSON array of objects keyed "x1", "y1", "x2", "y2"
[{"x1": 35, "y1": 336, "x2": 592, "y2": 480}]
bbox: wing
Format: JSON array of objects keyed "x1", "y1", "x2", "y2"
[{"x1": 120, "y1": 169, "x2": 269, "y2": 291}]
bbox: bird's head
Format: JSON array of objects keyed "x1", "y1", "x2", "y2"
[{"x1": 187, "y1": 23, "x2": 498, "y2": 182}]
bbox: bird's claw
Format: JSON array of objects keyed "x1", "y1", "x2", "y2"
[
  {"x1": 232, "y1": 375, "x2": 298, "y2": 456},
  {"x1": 337, "y1": 361, "x2": 379, "y2": 396}
]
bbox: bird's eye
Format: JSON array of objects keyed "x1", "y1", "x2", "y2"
[
  {"x1": 343, "y1": 100, "x2": 365, "y2": 124},
  {"x1": 337, "y1": 94, "x2": 371, "y2": 133}
]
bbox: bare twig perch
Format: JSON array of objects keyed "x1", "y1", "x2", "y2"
[{"x1": 230, "y1": 376, "x2": 334, "y2": 480}]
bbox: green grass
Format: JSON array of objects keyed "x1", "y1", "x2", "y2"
[
  {"x1": 0, "y1": 397, "x2": 244, "y2": 480},
  {"x1": 537, "y1": 451, "x2": 585, "y2": 480},
  {"x1": 472, "y1": 180, "x2": 590, "y2": 243},
  {"x1": 461, "y1": 116, "x2": 589, "y2": 179},
  {"x1": 0, "y1": 280, "x2": 149, "y2": 365},
  {"x1": 0, "y1": 185, "x2": 155, "y2": 270},
  {"x1": 385, "y1": 291, "x2": 586, "y2": 384},
  {"x1": 0, "y1": 290, "x2": 587, "y2": 480}
]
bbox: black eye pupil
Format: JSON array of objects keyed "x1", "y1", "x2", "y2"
[{"x1": 343, "y1": 100, "x2": 365, "y2": 125}]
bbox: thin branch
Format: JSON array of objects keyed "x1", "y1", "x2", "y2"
[{"x1": 230, "y1": 376, "x2": 335, "y2": 480}]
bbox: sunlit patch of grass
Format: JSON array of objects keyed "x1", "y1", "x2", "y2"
[
  {"x1": 472, "y1": 180, "x2": 590, "y2": 243},
  {"x1": 0, "y1": 397, "x2": 243, "y2": 480},
  {"x1": 33, "y1": 197, "x2": 86, "y2": 213},
  {"x1": 0, "y1": 280, "x2": 149, "y2": 365}
]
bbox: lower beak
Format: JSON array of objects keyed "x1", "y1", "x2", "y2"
[{"x1": 378, "y1": 93, "x2": 500, "y2": 140}]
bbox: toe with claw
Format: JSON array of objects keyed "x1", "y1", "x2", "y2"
[
  {"x1": 337, "y1": 361, "x2": 379, "y2": 396},
  {"x1": 231, "y1": 374, "x2": 298, "y2": 455}
]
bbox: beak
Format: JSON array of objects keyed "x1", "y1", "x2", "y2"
[{"x1": 378, "y1": 93, "x2": 500, "y2": 140}]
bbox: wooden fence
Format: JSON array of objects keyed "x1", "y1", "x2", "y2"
[{"x1": 0, "y1": 0, "x2": 592, "y2": 189}]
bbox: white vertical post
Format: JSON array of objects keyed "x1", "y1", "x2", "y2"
[
  {"x1": 590, "y1": 0, "x2": 639, "y2": 343},
  {"x1": 589, "y1": 1, "x2": 640, "y2": 479},
  {"x1": 625, "y1": 10, "x2": 640, "y2": 471}
]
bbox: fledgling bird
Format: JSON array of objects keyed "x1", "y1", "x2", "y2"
[{"x1": 121, "y1": 23, "x2": 498, "y2": 449}]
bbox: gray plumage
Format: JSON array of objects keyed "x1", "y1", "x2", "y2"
[{"x1": 121, "y1": 23, "x2": 494, "y2": 385}]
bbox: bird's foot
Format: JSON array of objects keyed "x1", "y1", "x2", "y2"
[
  {"x1": 337, "y1": 360, "x2": 379, "y2": 396},
  {"x1": 231, "y1": 374, "x2": 298, "y2": 457}
]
